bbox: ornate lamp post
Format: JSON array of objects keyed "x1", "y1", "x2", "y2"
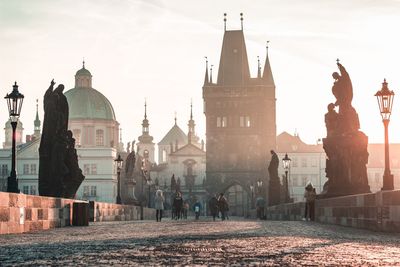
[
  {"x1": 5, "y1": 82, "x2": 24, "y2": 193},
  {"x1": 256, "y1": 179, "x2": 263, "y2": 195},
  {"x1": 114, "y1": 154, "x2": 123, "y2": 204},
  {"x1": 282, "y1": 153, "x2": 291, "y2": 202},
  {"x1": 375, "y1": 79, "x2": 395, "y2": 190}
]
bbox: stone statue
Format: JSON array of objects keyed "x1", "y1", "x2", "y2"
[
  {"x1": 39, "y1": 80, "x2": 85, "y2": 198},
  {"x1": 321, "y1": 61, "x2": 370, "y2": 197},
  {"x1": 268, "y1": 150, "x2": 281, "y2": 206},
  {"x1": 171, "y1": 174, "x2": 177, "y2": 192}
]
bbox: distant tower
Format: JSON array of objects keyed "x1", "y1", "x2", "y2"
[
  {"x1": 137, "y1": 100, "x2": 155, "y2": 162},
  {"x1": 3, "y1": 119, "x2": 24, "y2": 149},
  {"x1": 33, "y1": 99, "x2": 41, "y2": 139},
  {"x1": 203, "y1": 15, "x2": 276, "y2": 193},
  {"x1": 187, "y1": 101, "x2": 199, "y2": 145}
]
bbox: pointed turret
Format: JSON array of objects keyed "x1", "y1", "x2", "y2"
[
  {"x1": 203, "y1": 57, "x2": 209, "y2": 85},
  {"x1": 138, "y1": 100, "x2": 153, "y2": 144},
  {"x1": 188, "y1": 101, "x2": 195, "y2": 144},
  {"x1": 257, "y1": 56, "x2": 261, "y2": 78},
  {"x1": 33, "y1": 99, "x2": 41, "y2": 138},
  {"x1": 210, "y1": 65, "x2": 213, "y2": 84},
  {"x1": 262, "y1": 43, "x2": 275, "y2": 86}
]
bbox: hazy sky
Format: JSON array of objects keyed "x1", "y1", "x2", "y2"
[{"x1": 1, "y1": 0, "x2": 400, "y2": 146}]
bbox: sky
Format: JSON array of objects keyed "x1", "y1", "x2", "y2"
[{"x1": 1, "y1": 0, "x2": 400, "y2": 146}]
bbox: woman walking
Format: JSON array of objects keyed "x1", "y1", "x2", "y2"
[{"x1": 154, "y1": 189, "x2": 165, "y2": 222}]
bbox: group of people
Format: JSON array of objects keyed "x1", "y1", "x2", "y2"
[
  {"x1": 153, "y1": 190, "x2": 230, "y2": 222},
  {"x1": 208, "y1": 193, "x2": 229, "y2": 221}
]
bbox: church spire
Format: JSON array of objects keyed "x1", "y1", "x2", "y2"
[
  {"x1": 138, "y1": 100, "x2": 153, "y2": 144},
  {"x1": 203, "y1": 57, "x2": 209, "y2": 85},
  {"x1": 188, "y1": 100, "x2": 196, "y2": 144},
  {"x1": 262, "y1": 41, "x2": 275, "y2": 86},
  {"x1": 210, "y1": 65, "x2": 213, "y2": 84},
  {"x1": 34, "y1": 99, "x2": 41, "y2": 138}
]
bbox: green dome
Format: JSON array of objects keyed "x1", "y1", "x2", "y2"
[
  {"x1": 64, "y1": 87, "x2": 116, "y2": 121},
  {"x1": 75, "y1": 67, "x2": 92, "y2": 77}
]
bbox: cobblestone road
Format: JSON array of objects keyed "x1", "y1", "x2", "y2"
[{"x1": 1, "y1": 218, "x2": 400, "y2": 266}]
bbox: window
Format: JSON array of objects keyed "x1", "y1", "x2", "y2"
[
  {"x1": 73, "y1": 129, "x2": 81, "y2": 146},
  {"x1": 95, "y1": 129, "x2": 104, "y2": 146},
  {"x1": 216, "y1": 116, "x2": 227, "y2": 127},
  {"x1": 301, "y1": 158, "x2": 307, "y2": 168},
  {"x1": 162, "y1": 149, "x2": 167, "y2": 162},
  {"x1": 90, "y1": 186, "x2": 97, "y2": 197},
  {"x1": 83, "y1": 164, "x2": 90, "y2": 175},
  {"x1": 240, "y1": 116, "x2": 251, "y2": 127},
  {"x1": 1, "y1": 164, "x2": 8, "y2": 177},
  {"x1": 23, "y1": 185, "x2": 29, "y2": 194},
  {"x1": 23, "y1": 164, "x2": 29, "y2": 174},
  {"x1": 91, "y1": 164, "x2": 97, "y2": 175},
  {"x1": 30, "y1": 185, "x2": 37, "y2": 195},
  {"x1": 30, "y1": 164, "x2": 37, "y2": 174},
  {"x1": 83, "y1": 186, "x2": 90, "y2": 197}
]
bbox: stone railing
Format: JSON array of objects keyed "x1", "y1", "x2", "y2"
[
  {"x1": 265, "y1": 190, "x2": 400, "y2": 232},
  {"x1": 0, "y1": 191, "x2": 87, "y2": 234},
  {"x1": 89, "y1": 201, "x2": 156, "y2": 222}
]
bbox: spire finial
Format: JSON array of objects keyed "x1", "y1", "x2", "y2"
[
  {"x1": 36, "y1": 99, "x2": 39, "y2": 112},
  {"x1": 336, "y1": 58, "x2": 340, "y2": 64},
  {"x1": 210, "y1": 64, "x2": 214, "y2": 83},
  {"x1": 190, "y1": 99, "x2": 193, "y2": 120},
  {"x1": 224, "y1": 13, "x2": 227, "y2": 31},
  {"x1": 257, "y1": 56, "x2": 261, "y2": 78},
  {"x1": 203, "y1": 56, "x2": 209, "y2": 85},
  {"x1": 174, "y1": 111, "x2": 177, "y2": 125},
  {"x1": 82, "y1": 58, "x2": 85, "y2": 69},
  {"x1": 240, "y1": 13, "x2": 243, "y2": 30},
  {"x1": 144, "y1": 98, "x2": 147, "y2": 119},
  {"x1": 266, "y1": 41, "x2": 270, "y2": 57}
]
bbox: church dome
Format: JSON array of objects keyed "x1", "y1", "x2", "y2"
[
  {"x1": 64, "y1": 88, "x2": 116, "y2": 121},
  {"x1": 64, "y1": 63, "x2": 116, "y2": 121}
]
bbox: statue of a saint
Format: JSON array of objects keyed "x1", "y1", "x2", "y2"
[
  {"x1": 325, "y1": 103, "x2": 339, "y2": 137},
  {"x1": 332, "y1": 62, "x2": 353, "y2": 111}
]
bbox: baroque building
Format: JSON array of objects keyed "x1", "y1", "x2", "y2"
[{"x1": 202, "y1": 18, "x2": 276, "y2": 214}]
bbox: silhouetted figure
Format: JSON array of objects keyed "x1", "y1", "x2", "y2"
[
  {"x1": 193, "y1": 200, "x2": 202, "y2": 220},
  {"x1": 268, "y1": 150, "x2": 281, "y2": 206},
  {"x1": 303, "y1": 182, "x2": 316, "y2": 221},
  {"x1": 39, "y1": 80, "x2": 84, "y2": 198},
  {"x1": 217, "y1": 193, "x2": 229, "y2": 220},
  {"x1": 173, "y1": 192, "x2": 183, "y2": 220},
  {"x1": 325, "y1": 103, "x2": 339, "y2": 137},
  {"x1": 208, "y1": 194, "x2": 219, "y2": 221},
  {"x1": 171, "y1": 174, "x2": 177, "y2": 192}
]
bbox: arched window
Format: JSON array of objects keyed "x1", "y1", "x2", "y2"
[{"x1": 96, "y1": 129, "x2": 104, "y2": 146}]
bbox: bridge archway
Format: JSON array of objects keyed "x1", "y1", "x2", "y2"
[{"x1": 220, "y1": 181, "x2": 250, "y2": 217}]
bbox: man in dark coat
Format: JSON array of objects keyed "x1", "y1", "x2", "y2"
[
  {"x1": 208, "y1": 194, "x2": 219, "y2": 221},
  {"x1": 172, "y1": 192, "x2": 183, "y2": 220}
]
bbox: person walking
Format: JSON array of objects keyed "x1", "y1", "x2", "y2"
[
  {"x1": 193, "y1": 200, "x2": 202, "y2": 220},
  {"x1": 217, "y1": 193, "x2": 229, "y2": 221},
  {"x1": 256, "y1": 196, "x2": 266, "y2": 219},
  {"x1": 303, "y1": 182, "x2": 317, "y2": 221},
  {"x1": 208, "y1": 194, "x2": 219, "y2": 221},
  {"x1": 154, "y1": 189, "x2": 165, "y2": 222},
  {"x1": 172, "y1": 192, "x2": 183, "y2": 220}
]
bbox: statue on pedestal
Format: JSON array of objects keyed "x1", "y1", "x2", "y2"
[
  {"x1": 321, "y1": 61, "x2": 370, "y2": 197},
  {"x1": 268, "y1": 150, "x2": 281, "y2": 206},
  {"x1": 39, "y1": 80, "x2": 85, "y2": 198}
]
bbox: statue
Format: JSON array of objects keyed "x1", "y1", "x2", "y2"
[
  {"x1": 171, "y1": 174, "x2": 177, "y2": 192},
  {"x1": 39, "y1": 80, "x2": 85, "y2": 198},
  {"x1": 321, "y1": 61, "x2": 370, "y2": 197},
  {"x1": 268, "y1": 150, "x2": 281, "y2": 206},
  {"x1": 124, "y1": 147, "x2": 137, "y2": 202}
]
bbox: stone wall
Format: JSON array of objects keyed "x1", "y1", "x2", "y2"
[
  {"x1": 265, "y1": 190, "x2": 400, "y2": 232},
  {"x1": 0, "y1": 192, "x2": 86, "y2": 234},
  {"x1": 89, "y1": 201, "x2": 156, "y2": 222}
]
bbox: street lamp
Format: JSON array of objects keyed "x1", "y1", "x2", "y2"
[
  {"x1": 282, "y1": 153, "x2": 291, "y2": 202},
  {"x1": 5, "y1": 82, "x2": 24, "y2": 193},
  {"x1": 114, "y1": 154, "x2": 123, "y2": 204},
  {"x1": 375, "y1": 79, "x2": 395, "y2": 190},
  {"x1": 256, "y1": 179, "x2": 263, "y2": 195}
]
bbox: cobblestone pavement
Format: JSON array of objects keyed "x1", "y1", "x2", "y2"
[{"x1": 1, "y1": 218, "x2": 400, "y2": 266}]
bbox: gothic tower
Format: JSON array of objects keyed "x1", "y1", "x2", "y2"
[{"x1": 203, "y1": 15, "x2": 276, "y2": 194}]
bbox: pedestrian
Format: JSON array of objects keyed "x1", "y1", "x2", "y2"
[
  {"x1": 255, "y1": 196, "x2": 265, "y2": 219},
  {"x1": 173, "y1": 192, "x2": 183, "y2": 220},
  {"x1": 217, "y1": 193, "x2": 229, "y2": 221},
  {"x1": 183, "y1": 201, "x2": 189, "y2": 219},
  {"x1": 154, "y1": 189, "x2": 165, "y2": 222},
  {"x1": 193, "y1": 200, "x2": 202, "y2": 220},
  {"x1": 208, "y1": 194, "x2": 219, "y2": 221},
  {"x1": 303, "y1": 182, "x2": 316, "y2": 221}
]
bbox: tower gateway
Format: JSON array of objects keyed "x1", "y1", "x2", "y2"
[{"x1": 203, "y1": 15, "x2": 276, "y2": 213}]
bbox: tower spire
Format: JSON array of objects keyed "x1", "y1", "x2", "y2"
[
  {"x1": 257, "y1": 56, "x2": 261, "y2": 78},
  {"x1": 190, "y1": 99, "x2": 193, "y2": 120},
  {"x1": 240, "y1": 13, "x2": 243, "y2": 30},
  {"x1": 82, "y1": 58, "x2": 85, "y2": 69},
  {"x1": 188, "y1": 101, "x2": 196, "y2": 145},
  {"x1": 34, "y1": 98, "x2": 41, "y2": 138},
  {"x1": 144, "y1": 98, "x2": 147, "y2": 120},
  {"x1": 174, "y1": 111, "x2": 177, "y2": 125},
  {"x1": 262, "y1": 41, "x2": 275, "y2": 86},
  {"x1": 203, "y1": 57, "x2": 209, "y2": 85},
  {"x1": 224, "y1": 13, "x2": 227, "y2": 31}
]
